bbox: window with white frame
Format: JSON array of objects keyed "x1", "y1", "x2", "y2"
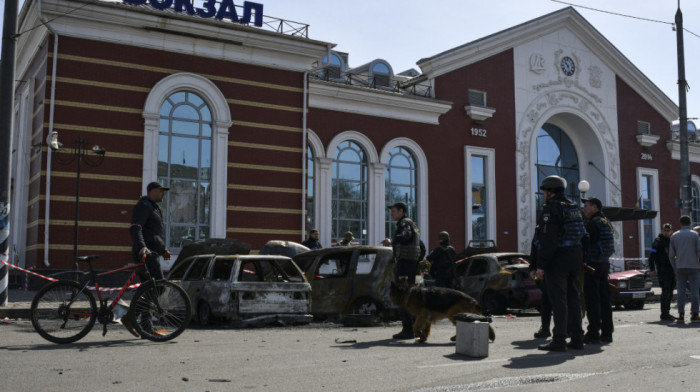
[
  {"x1": 637, "y1": 168, "x2": 659, "y2": 260},
  {"x1": 385, "y1": 146, "x2": 417, "y2": 239},
  {"x1": 692, "y1": 180, "x2": 700, "y2": 227},
  {"x1": 468, "y1": 90, "x2": 486, "y2": 107},
  {"x1": 158, "y1": 91, "x2": 213, "y2": 250},
  {"x1": 332, "y1": 141, "x2": 368, "y2": 245},
  {"x1": 465, "y1": 146, "x2": 496, "y2": 241}
]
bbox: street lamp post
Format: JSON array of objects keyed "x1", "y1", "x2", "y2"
[
  {"x1": 50, "y1": 133, "x2": 106, "y2": 269},
  {"x1": 578, "y1": 180, "x2": 590, "y2": 207}
]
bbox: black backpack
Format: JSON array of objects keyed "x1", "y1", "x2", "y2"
[{"x1": 593, "y1": 216, "x2": 615, "y2": 258}]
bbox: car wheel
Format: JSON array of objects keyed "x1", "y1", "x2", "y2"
[
  {"x1": 482, "y1": 292, "x2": 507, "y2": 315},
  {"x1": 624, "y1": 300, "x2": 644, "y2": 310},
  {"x1": 197, "y1": 301, "x2": 212, "y2": 326}
]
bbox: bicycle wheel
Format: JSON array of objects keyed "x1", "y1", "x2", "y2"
[
  {"x1": 130, "y1": 280, "x2": 191, "y2": 342},
  {"x1": 31, "y1": 280, "x2": 97, "y2": 344}
]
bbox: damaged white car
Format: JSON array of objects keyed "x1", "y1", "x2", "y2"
[{"x1": 168, "y1": 254, "x2": 312, "y2": 327}]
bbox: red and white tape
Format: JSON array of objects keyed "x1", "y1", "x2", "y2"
[{"x1": 0, "y1": 258, "x2": 140, "y2": 291}]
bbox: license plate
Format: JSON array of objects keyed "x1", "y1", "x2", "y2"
[{"x1": 632, "y1": 292, "x2": 646, "y2": 299}]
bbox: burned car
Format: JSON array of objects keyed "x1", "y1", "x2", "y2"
[
  {"x1": 608, "y1": 269, "x2": 653, "y2": 310},
  {"x1": 292, "y1": 246, "x2": 397, "y2": 322},
  {"x1": 454, "y1": 252, "x2": 541, "y2": 315},
  {"x1": 167, "y1": 254, "x2": 312, "y2": 326}
]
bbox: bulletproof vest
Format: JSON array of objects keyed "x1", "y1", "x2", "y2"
[
  {"x1": 591, "y1": 216, "x2": 615, "y2": 259},
  {"x1": 557, "y1": 201, "x2": 586, "y2": 248}
]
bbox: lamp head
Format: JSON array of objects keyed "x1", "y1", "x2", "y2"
[
  {"x1": 47, "y1": 131, "x2": 61, "y2": 152},
  {"x1": 578, "y1": 180, "x2": 590, "y2": 193},
  {"x1": 92, "y1": 145, "x2": 106, "y2": 155}
]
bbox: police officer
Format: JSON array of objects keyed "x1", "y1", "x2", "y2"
[
  {"x1": 382, "y1": 202, "x2": 421, "y2": 339},
  {"x1": 581, "y1": 197, "x2": 614, "y2": 344},
  {"x1": 649, "y1": 223, "x2": 676, "y2": 321},
  {"x1": 534, "y1": 175, "x2": 586, "y2": 351}
]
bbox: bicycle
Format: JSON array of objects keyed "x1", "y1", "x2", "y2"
[{"x1": 31, "y1": 254, "x2": 191, "y2": 344}]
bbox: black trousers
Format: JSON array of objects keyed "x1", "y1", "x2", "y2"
[
  {"x1": 657, "y1": 265, "x2": 676, "y2": 316},
  {"x1": 395, "y1": 259, "x2": 418, "y2": 330},
  {"x1": 536, "y1": 278, "x2": 552, "y2": 329},
  {"x1": 545, "y1": 268, "x2": 584, "y2": 344},
  {"x1": 583, "y1": 262, "x2": 613, "y2": 338}
]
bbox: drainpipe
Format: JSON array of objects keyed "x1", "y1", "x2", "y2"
[
  {"x1": 301, "y1": 45, "x2": 331, "y2": 241},
  {"x1": 38, "y1": 0, "x2": 58, "y2": 267}
]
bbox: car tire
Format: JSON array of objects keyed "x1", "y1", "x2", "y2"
[
  {"x1": 197, "y1": 301, "x2": 212, "y2": 326},
  {"x1": 482, "y1": 291, "x2": 507, "y2": 315}
]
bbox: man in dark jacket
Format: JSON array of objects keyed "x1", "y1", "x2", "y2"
[
  {"x1": 534, "y1": 175, "x2": 585, "y2": 351},
  {"x1": 581, "y1": 197, "x2": 614, "y2": 343},
  {"x1": 649, "y1": 223, "x2": 675, "y2": 321},
  {"x1": 302, "y1": 229, "x2": 323, "y2": 250},
  {"x1": 130, "y1": 181, "x2": 171, "y2": 280},
  {"x1": 426, "y1": 231, "x2": 457, "y2": 288},
  {"x1": 529, "y1": 224, "x2": 552, "y2": 339},
  {"x1": 382, "y1": 202, "x2": 421, "y2": 339}
]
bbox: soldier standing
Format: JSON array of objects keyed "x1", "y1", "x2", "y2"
[{"x1": 534, "y1": 175, "x2": 586, "y2": 351}]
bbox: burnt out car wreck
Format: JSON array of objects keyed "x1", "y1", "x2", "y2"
[{"x1": 168, "y1": 254, "x2": 313, "y2": 327}]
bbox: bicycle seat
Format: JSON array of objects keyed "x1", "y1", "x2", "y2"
[{"x1": 75, "y1": 255, "x2": 100, "y2": 263}]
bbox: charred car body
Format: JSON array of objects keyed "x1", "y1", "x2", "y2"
[
  {"x1": 168, "y1": 254, "x2": 312, "y2": 326},
  {"x1": 292, "y1": 246, "x2": 397, "y2": 322},
  {"x1": 454, "y1": 252, "x2": 541, "y2": 315},
  {"x1": 608, "y1": 269, "x2": 653, "y2": 310}
]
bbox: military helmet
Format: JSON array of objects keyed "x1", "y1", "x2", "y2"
[
  {"x1": 438, "y1": 231, "x2": 450, "y2": 242},
  {"x1": 539, "y1": 175, "x2": 567, "y2": 191}
]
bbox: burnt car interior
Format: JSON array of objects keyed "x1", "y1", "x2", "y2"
[
  {"x1": 316, "y1": 253, "x2": 351, "y2": 278},
  {"x1": 238, "y1": 259, "x2": 305, "y2": 283}
]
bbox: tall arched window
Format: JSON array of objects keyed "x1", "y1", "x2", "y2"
[
  {"x1": 306, "y1": 146, "x2": 316, "y2": 231},
  {"x1": 158, "y1": 91, "x2": 212, "y2": 250},
  {"x1": 385, "y1": 146, "x2": 417, "y2": 238},
  {"x1": 535, "y1": 123, "x2": 580, "y2": 211},
  {"x1": 372, "y1": 62, "x2": 391, "y2": 87},
  {"x1": 332, "y1": 141, "x2": 368, "y2": 244}
]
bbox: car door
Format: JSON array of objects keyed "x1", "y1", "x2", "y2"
[
  {"x1": 459, "y1": 257, "x2": 491, "y2": 300},
  {"x1": 200, "y1": 256, "x2": 235, "y2": 317},
  {"x1": 307, "y1": 251, "x2": 353, "y2": 316},
  {"x1": 180, "y1": 255, "x2": 213, "y2": 308}
]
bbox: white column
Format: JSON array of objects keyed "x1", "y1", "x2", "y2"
[
  {"x1": 369, "y1": 162, "x2": 387, "y2": 246},
  {"x1": 317, "y1": 157, "x2": 333, "y2": 247}
]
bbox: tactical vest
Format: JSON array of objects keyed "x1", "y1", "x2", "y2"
[
  {"x1": 393, "y1": 218, "x2": 421, "y2": 262},
  {"x1": 557, "y1": 201, "x2": 586, "y2": 248},
  {"x1": 590, "y1": 216, "x2": 615, "y2": 260}
]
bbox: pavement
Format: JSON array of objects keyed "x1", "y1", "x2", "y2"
[{"x1": 0, "y1": 286, "x2": 670, "y2": 320}]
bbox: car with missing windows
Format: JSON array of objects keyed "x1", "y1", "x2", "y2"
[
  {"x1": 167, "y1": 254, "x2": 312, "y2": 326},
  {"x1": 291, "y1": 245, "x2": 398, "y2": 323},
  {"x1": 608, "y1": 269, "x2": 654, "y2": 310},
  {"x1": 454, "y1": 252, "x2": 541, "y2": 315}
]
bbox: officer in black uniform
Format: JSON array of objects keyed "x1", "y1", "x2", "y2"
[
  {"x1": 534, "y1": 175, "x2": 586, "y2": 351},
  {"x1": 649, "y1": 223, "x2": 676, "y2": 321}
]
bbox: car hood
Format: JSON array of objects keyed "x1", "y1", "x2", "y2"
[{"x1": 609, "y1": 269, "x2": 647, "y2": 279}]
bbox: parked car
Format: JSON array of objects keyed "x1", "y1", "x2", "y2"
[
  {"x1": 454, "y1": 252, "x2": 541, "y2": 315},
  {"x1": 167, "y1": 254, "x2": 312, "y2": 326},
  {"x1": 292, "y1": 245, "x2": 397, "y2": 323},
  {"x1": 608, "y1": 269, "x2": 653, "y2": 310}
]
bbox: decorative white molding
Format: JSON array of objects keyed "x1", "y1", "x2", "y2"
[
  {"x1": 666, "y1": 140, "x2": 700, "y2": 163},
  {"x1": 309, "y1": 81, "x2": 452, "y2": 125},
  {"x1": 142, "y1": 72, "x2": 232, "y2": 238},
  {"x1": 515, "y1": 89, "x2": 620, "y2": 253},
  {"x1": 636, "y1": 133, "x2": 660, "y2": 148},
  {"x1": 35, "y1": 0, "x2": 331, "y2": 72},
  {"x1": 464, "y1": 105, "x2": 496, "y2": 121},
  {"x1": 417, "y1": 8, "x2": 677, "y2": 122}
]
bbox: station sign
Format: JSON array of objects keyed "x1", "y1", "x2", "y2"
[{"x1": 122, "y1": 0, "x2": 264, "y2": 26}]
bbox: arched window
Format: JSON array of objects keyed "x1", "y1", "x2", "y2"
[
  {"x1": 306, "y1": 146, "x2": 316, "y2": 231},
  {"x1": 158, "y1": 91, "x2": 212, "y2": 250},
  {"x1": 372, "y1": 62, "x2": 391, "y2": 87},
  {"x1": 385, "y1": 146, "x2": 417, "y2": 238},
  {"x1": 535, "y1": 123, "x2": 580, "y2": 211},
  {"x1": 332, "y1": 141, "x2": 368, "y2": 245},
  {"x1": 692, "y1": 182, "x2": 700, "y2": 227},
  {"x1": 320, "y1": 52, "x2": 344, "y2": 80}
]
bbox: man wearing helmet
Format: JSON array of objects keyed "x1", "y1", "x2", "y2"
[{"x1": 533, "y1": 175, "x2": 586, "y2": 351}]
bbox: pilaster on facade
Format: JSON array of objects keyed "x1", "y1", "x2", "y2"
[
  {"x1": 369, "y1": 162, "x2": 387, "y2": 245},
  {"x1": 316, "y1": 157, "x2": 333, "y2": 248}
]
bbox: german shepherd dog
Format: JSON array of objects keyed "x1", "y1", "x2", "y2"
[{"x1": 390, "y1": 280, "x2": 496, "y2": 343}]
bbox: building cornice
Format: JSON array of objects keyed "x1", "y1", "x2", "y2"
[
  {"x1": 308, "y1": 81, "x2": 452, "y2": 125},
  {"x1": 33, "y1": 0, "x2": 332, "y2": 72},
  {"x1": 666, "y1": 140, "x2": 700, "y2": 163},
  {"x1": 418, "y1": 7, "x2": 678, "y2": 123}
]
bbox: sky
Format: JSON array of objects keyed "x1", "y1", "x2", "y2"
[{"x1": 2, "y1": 0, "x2": 699, "y2": 118}]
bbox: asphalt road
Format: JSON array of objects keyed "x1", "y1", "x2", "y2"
[{"x1": 1, "y1": 302, "x2": 699, "y2": 392}]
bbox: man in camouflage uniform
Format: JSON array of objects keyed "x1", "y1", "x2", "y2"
[{"x1": 382, "y1": 202, "x2": 421, "y2": 339}]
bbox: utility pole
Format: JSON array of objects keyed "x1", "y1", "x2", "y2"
[
  {"x1": 676, "y1": 3, "x2": 691, "y2": 216},
  {"x1": 0, "y1": 0, "x2": 19, "y2": 306}
]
